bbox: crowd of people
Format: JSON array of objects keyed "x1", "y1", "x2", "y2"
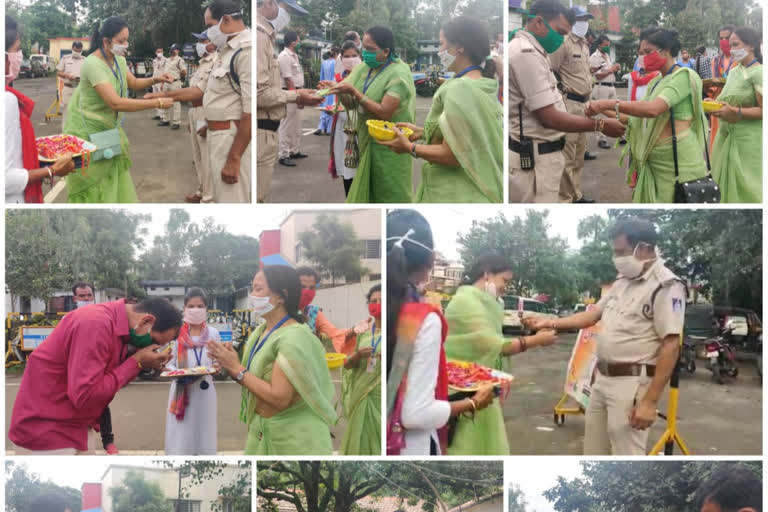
[
  {"x1": 256, "y1": 0, "x2": 504, "y2": 203},
  {"x1": 7, "y1": 266, "x2": 381, "y2": 456},
  {"x1": 508, "y1": 0, "x2": 762, "y2": 204},
  {"x1": 5, "y1": 0, "x2": 252, "y2": 204}
]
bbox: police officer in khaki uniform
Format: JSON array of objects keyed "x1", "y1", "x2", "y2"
[
  {"x1": 529, "y1": 218, "x2": 686, "y2": 455},
  {"x1": 277, "y1": 31, "x2": 307, "y2": 167},
  {"x1": 549, "y1": 6, "x2": 596, "y2": 204},
  {"x1": 151, "y1": 46, "x2": 167, "y2": 120},
  {"x1": 256, "y1": 0, "x2": 322, "y2": 202},
  {"x1": 55, "y1": 41, "x2": 85, "y2": 125},
  {"x1": 590, "y1": 35, "x2": 620, "y2": 149},
  {"x1": 508, "y1": 0, "x2": 624, "y2": 203},
  {"x1": 160, "y1": 44, "x2": 187, "y2": 129}
]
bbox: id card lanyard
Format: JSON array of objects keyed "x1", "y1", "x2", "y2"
[{"x1": 367, "y1": 322, "x2": 381, "y2": 373}]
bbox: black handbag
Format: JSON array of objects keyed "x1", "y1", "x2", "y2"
[{"x1": 669, "y1": 107, "x2": 721, "y2": 203}]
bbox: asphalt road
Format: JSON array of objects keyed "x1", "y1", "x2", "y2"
[
  {"x1": 11, "y1": 75, "x2": 201, "y2": 203},
  {"x1": 5, "y1": 368, "x2": 348, "y2": 455},
  {"x1": 502, "y1": 333, "x2": 762, "y2": 455}
]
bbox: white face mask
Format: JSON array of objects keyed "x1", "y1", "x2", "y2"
[
  {"x1": 271, "y1": 6, "x2": 291, "y2": 33},
  {"x1": 76, "y1": 300, "x2": 94, "y2": 309},
  {"x1": 484, "y1": 276, "x2": 498, "y2": 298},
  {"x1": 439, "y1": 49, "x2": 457, "y2": 71},
  {"x1": 156, "y1": 52, "x2": 163, "y2": 58},
  {"x1": 612, "y1": 245, "x2": 652, "y2": 279},
  {"x1": 208, "y1": 18, "x2": 243, "y2": 50},
  {"x1": 342, "y1": 56, "x2": 361, "y2": 71},
  {"x1": 184, "y1": 307, "x2": 208, "y2": 325},
  {"x1": 249, "y1": 294, "x2": 275, "y2": 316},
  {"x1": 572, "y1": 21, "x2": 589, "y2": 38},
  {"x1": 730, "y1": 48, "x2": 749, "y2": 61},
  {"x1": 196, "y1": 43, "x2": 208, "y2": 58},
  {"x1": 72, "y1": 51, "x2": 82, "y2": 58},
  {"x1": 6, "y1": 50, "x2": 23, "y2": 81},
  {"x1": 111, "y1": 42, "x2": 129, "y2": 56}
]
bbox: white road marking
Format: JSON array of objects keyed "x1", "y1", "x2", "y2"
[{"x1": 44, "y1": 179, "x2": 67, "y2": 203}]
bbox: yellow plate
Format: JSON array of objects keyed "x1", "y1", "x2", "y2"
[
  {"x1": 702, "y1": 100, "x2": 723, "y2": 113},
  {"x1": 366, "y1": 119, "x2": 414, "y2": 141},
  {"x1": 326, "y1": 352, "x2": 347, "y2": 369}
]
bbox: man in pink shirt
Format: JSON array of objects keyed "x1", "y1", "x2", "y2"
[{"x1": 9, "y1": 297, "x2": 182, "y2": 454}]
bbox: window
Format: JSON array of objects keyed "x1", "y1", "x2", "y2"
[
  {"x1": 223, "y1": 500, "x2": 235, "y2": 512},
  {"x1": 295, "y1": 242, "x2": 303, "y2": 262},
  {"x1": 168, "y1": 500, "x2": 201, "y2": 512},
  {"x1": 361, "y1": 239, "x2": 381, "y2": 259}
]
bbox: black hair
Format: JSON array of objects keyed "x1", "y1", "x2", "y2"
[
  {"x1": 365, "y1": 26, "x2": 396, "y2": 58},
  {"x1": 465, "y1": 254, "x2": 513, "y2": 284},
  {"x1": 639, "y1": 26, "x2": 660, "y2": 43},
  {"x1": 646, "y1": 28, "x2": 681, "y2": 57},
  {"x1": 134, "y1": 297, "x2": 183, "y2": 333},
  {"x1": 733, "y1": 26, "x2": 763, "y2": 64},
  {"x1": 596, "y1": 34, "x2": 610, "y2": 45},
  {"x1": 6, "y1": 16, "x2": 19, "y2": 51},
  {"x1": 529, "y1": 0, "x2": 575, "y2": 26},
  {"x1": 341, "y1": 40, "x2": 360, "y2": 55},
  {"x1": 72, "y1": 281, "x2": 94, "y2": 296},
  {"x1": 367, "y1": 284, "x2": 382, "y2": 302},
  {"x1": 284, "y1": 31, "x2": 299, "y2": 46},
  {"x1": 262, "y1": 265, "x2": 305, "y2": 323},
  {"x1": 72, "y1": 41, "x2": 83, "y2": 49},
  {"x1": 208, "y1": 0, "x2": 243, "y2": 21},
  {"x1": 696, "y1": 45, "x2": 706, "y2": 55},
  {"x1": 344, "y1": 30, "x2": 359, "y2": 42},
  {"x1": 322, "y1": 51, "x2": 331, "y2": 60},
  {"x1": 184, "y1": 287, "x2": 208, "y2": 307},
  {"x1": 442, "y1": 16, "x2": 497, "y2": 79},
  {"x1": 608, "y1": 218, "x2": 659, "y2": 248},
  {"x1": 296, "y1": 266, "x2": 321, "y2": 284},
  {"x1": 585, "y1": 29, "x2": 596, "y2": 40},
  {"x1": 694, "y1": 465, "x2": 762, "y2": 512},
  {"x1": 386, "y1": 209, "x2": 434, "y2": 377},
  {"x1": 87, "y1": 16, "x2": 129, "y2": 56},
  {"x1": 718, "y1": 25, "x2": 736, "y2": 38}
]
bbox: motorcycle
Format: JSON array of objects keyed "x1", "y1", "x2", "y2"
[
  {"x1": 704, "y1": 323, "x2": 739, "y2": 384},
  {"x1": 415, "y1": 69, "x2": 441, "y2": 97},
  {"x1": 680, "y1": 336, "x2": 698, "y2": 373}
]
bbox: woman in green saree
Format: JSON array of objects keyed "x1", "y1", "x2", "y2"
[
  {"x1": 710, "y1": 26, "x2": 763, "y2": 203},
  {"x1": 208, "y1": 265, "x2": 336, "y2": 455},
  {"x1": 378, "y1": 17, "x2": 503, "y2": 203},
  {"x1": 340, "y1": 284, "x2": 382, "y2": 455},
  {"x1": 443, "y1": 254, "x2": 558, "y2": 455},
  {"x1": 585, "y1": 29, "x2": 708, "y2": 203},
  {"x1": 322, "y1": 26, "x2": 416, "y2": 203},
  {"x1": 63, "y1": 17, "x2": 174, "y2": 203}
]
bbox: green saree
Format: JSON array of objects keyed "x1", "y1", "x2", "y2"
[
  {"x1": 620, "y1": 67, "x2": 708, "y2": 203},
  {"x1": 415, "y1": 77, "x2": 503, "y2": 203},
  {"x1": 344, "y1": 58, "x2": 416, "y2": 203},
  {"x1": 711, "y1": 63, "x2": 763, "y2": 203},
  {"x1": 63, "y1": 54, "x2": 137, "y2": 203},
  {"x1": 239, "y1": 323, "x2": 336, "y2": 455},
  {"x1": 444, "y1": 286, "x2": 510, "y2": 455},
  {"x1": 339, "y1": 325, "x2": 381, "y2": 455}
]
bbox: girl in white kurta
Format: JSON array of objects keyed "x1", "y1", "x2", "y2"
[{"x1": 164, "y1": 289, "x2": 219, "y2": 455}]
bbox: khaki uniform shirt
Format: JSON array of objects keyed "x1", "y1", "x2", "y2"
[
  {"x1": 277, "y1": 48, "x2": 304, "y2": 89},
  {"x1": 56, "y1": 54, "x2": 84, "y2": 87},
  {"x1": 256, "y1": 14, "x2": 297, "y2": 121},
  {"x1": 203, "y1": 28, "x2": 252, "y2": 122},
  {"x1": 590, "y1": 49, "x2": 616, "y2": 83},
  {"x1": 165, "y1": 55, "x2": 186, "y2": 82},
  {"x1": 549, "y1": 33, "x2": 592, "y2": 97},
  {"x1": 596, "y1": 260, "x2": 686, "y2": 364},
  {"x1": 190, "y1": 52, "x2": 216, "y2": 92},
  {"x1": 508, "y1": 31, "x2": 566, "y2": 142},
  {"x1": 152, "y1": 55, "x2": 166, "y2": 78}
]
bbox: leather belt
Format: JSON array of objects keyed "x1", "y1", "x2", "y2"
[
  {"x1": 208, "y1": 120, "x2": 240, "y2": 131},
  {"x1": 566, "y1": 92, "x2": 589, "y2": 103},
  {"x1": 509, "y1": 136, "x2": 565, "y2": 155},
  {"x1": 597, "y1": 82, "x2": 615, "y2": 86},
  {"x1": 597, "y1": 361, "x2": 656, "y2": 377},
  {"x1": 191, "y1": 99, "x2": 203, "y2": 107},
  {"x1": 257, "y1": 119, "x2": 281, "y2": 131}
]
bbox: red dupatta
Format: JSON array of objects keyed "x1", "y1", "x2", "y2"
[
  {"x1": 629, "y1": 70, "x2": 660, "y2": 101},
  {"x1": 6, "y1": 86, "x2": 43, "y2": 203}
]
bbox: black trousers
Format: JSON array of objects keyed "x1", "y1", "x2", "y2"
[{"x1": 99, "y1": 406, "x2": 114, "y2": 448}]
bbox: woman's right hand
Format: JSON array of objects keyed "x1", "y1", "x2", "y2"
[
  {"x1": 51, "y1": 154, "x2": 76, "y2": 177},
  {"x1": 157, "y1": 98, "x2": 173, "y2": 109},
  {"x1": 395, "y1": 122, "x2": 423, "y2": 141},
  {"x1": 601, "y1": 119, "x2": 626, "y2": 138},
  {"x1": 471, "y1": 383, "x2": 495, "y2": 410},
  {"x1": 317, "y1": 80, "x2": 336, "y2": 89}
]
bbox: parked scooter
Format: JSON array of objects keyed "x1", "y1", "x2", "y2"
[
  {"x1": 680, "y1": 336, "x2": 697, "y2": 373},
  {"x1": 704, "y1": 322, "x2": 739, "y2": 384}
]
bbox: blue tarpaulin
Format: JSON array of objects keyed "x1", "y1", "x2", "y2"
[{"x1": 260, "y1": 254, "x2": 293, "y2": 267}]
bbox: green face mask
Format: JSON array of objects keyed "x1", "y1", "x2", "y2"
[
  {"x1": 362, "y1": 49, "x2": 384, "y2": 68},
  {"x1": 531, "y1": 19, "x2": 565, "y2": 54},
  {"x1": 129, "y1": 325, "x2": 153, "y2": 348},
  {"x1": 600, "y1": 44, "x2": 611, "y2": 54}
]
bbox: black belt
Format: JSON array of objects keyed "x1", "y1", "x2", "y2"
[
  {"x1": 596, "y1": 82, "x2": 615, "y2": 86},
  {"x1": 509, "y1": 136, "x2": 565, "y2": 155},
  {"x1": 257, "y1": 119, "x2": 281, "y2": 132},
  {"x1": 565, "y1": 92, "x2": 589, "y2": 103}
]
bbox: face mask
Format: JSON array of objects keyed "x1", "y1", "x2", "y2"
[
  {"x1": 368, "y1": 303, "x2": 382, "y2": 318},
  {"x1": 532, "y1": 18, "x2": 565, "y2": 54},
  {"x1": 299, "y1": 288, "x2": 316, "y2": 310},
  {"x1": 270, "y1": 6, "x2": 291, "y2": 33},
  {"x1": 719, "y1": 38, "x2": 731, "y2": 56},
  {"x1": 72, "y1": 51, "x2": 82, "y2": 58},
  {"x1": 342, "y1": 56, "x2": 361, "y2": 71},
  {"x1": 196, "y1": 43, "x2": 208, "y2": 58},
  {"x1": 129, "y1": 323, "x2": 154, "y2": 348},
  {"x1": 208, "y1": 19, "x2": 242, "y2": 50},
  {"x1": 363, "y1": 49, "x2": 385, "y2": 68},
  {"x1": 572, "y1": 21, "x2": 589, "y2": 38},
  {"x1": 612, "y1": 245, "x2": 649, "y2": 279},
  {"x1": 6, "y1": 50, "x2": 23, "y2": 80},
  {"x1": 600, "y1": 44, "x2": 610, "y2": 54},
  {"x1": 184, "y1": 307, "x2": 207, "y2": 325},
  {"x1": 249, "y1": 294, "x2": 275, "y2": 316},
  {"x1": 438, "y1": 49, "x2": 456, "y2": 70},
  {"x1": 156, "y1": 52, "x2": 163, "y2": 58},
  {"x1": 76, "y1": 301, "x2": 94, "y2": 309},
  {"x1": 643, "y1": 51, "x2": 666, "y2": 72},
  {"x1": 730, "y1": 48, "x2": 748, "y2": 61},
  {"x1": 356, "y1": 42, "x2": 362, "y2": 50},
  {"x1": 111, "y1": 42, "x2": 128, "y2": 56}
]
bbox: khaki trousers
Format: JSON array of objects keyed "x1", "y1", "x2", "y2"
[
  {"x1": 584, "y1": 371, "x2": 653, "y2": 455},
  {"x1": 509, "y1": 147, "x2": 565, "y2": 203},
  {"x1": 208, "y1": 123, "x2": 252, "y2": 203},
  {"x1": 189, "y1": 107, "x2": 214, "y2": 202},
  {"x1": 152, "y1": 82, "x2": 165, "y2": 118},
  {"x1": 60, "y1": 85, "x2": 75, "y2": 129},
  {"x1": 163, "y1": 80, "x2": 183, "y2": 125},
  {"x1": 13, "y1": 428, "x2": 98, "y2": 455},
  {"x1": 559, "y1": 97, "x2": 588, "y2": 202},
  {"x1": 257, "y1": 128, "x2": 278, "y2": 203},
  {"x1": 278, "y1": 102, "x2": 301, "y2": 159},
  {"x1": 592, "y1": 84, "x2": 617, "y2": 143}
]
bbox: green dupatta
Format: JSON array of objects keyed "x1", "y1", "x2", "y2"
[
  {"x1": 339, "y1": 324, "x2": 382, "y2": 455},
  {"x1": 620, "y1": 67, "x2": 708, "y2": 203},
  {"x1": 63, "y1": 53, "x2": 136, "y2": 203},
  {"x1": 416, "y1": 77, "x2": 503, "y2": 203},
  {"x1": 344, "y1": 58, "x2": 416, "y2": 203},
  {"x1": 239, "y1": 323, "x2": 336, "y2": 455},
  {"x1": 443, "y1": 286, "x2": 510, "y2": 455}
]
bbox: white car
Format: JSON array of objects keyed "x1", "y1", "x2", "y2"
[{"x1": 502, "y1": 295, "x2": 558, "y2": 334}]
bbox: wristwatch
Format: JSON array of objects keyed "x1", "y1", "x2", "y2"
[{"x1": 235, "y1": 367, "x2": 247, "y2": 382}]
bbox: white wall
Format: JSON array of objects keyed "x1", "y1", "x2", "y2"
[{"x1": 314, "y1": 281, "x2": 381, "y2": 329}]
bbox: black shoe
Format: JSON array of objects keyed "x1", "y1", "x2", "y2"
[
  {"x1": 279, "y1": 158, "x2": 296, "y2": 167},
  {"x1": 158, "y1": 121, "x2": 170, "y2": 126},
  {"x1": 619, "y1": 138, "x2": 627, "y2": 145},
  {"x1": 290, "y1": 152, "x2": 308, "y2": 159},
  {"x1": 598, "y1": 140, "x2": 611, "y2": 149},
  {"x1": 313, "y1": 130, "x2": 323, "y2": 136},
  {"x1": 584, "y1": 151, "x2": 597, "y2": 160},
  {"x1": 171, "y1": 124, "x2": 181, "y2": 130},
  {"x1": 573, "y1": 196, "x2": 596, "y2": 204},
  {"x1": 151, "y1": 115, "x2": 161, "y2": 120}
]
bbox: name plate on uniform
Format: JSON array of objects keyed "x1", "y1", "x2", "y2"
[{"x1": 21, "y1": 326, "x2": 56, "y2": 351}]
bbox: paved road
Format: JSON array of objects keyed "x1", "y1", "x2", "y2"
[
  {"x1": 503, "y1": 333, "x2": 762, "y2": 455},
  {"x1": 11, "y1": 75, "x2": 202, "y2": 203},
  {"x1": 6, "y1": 368, "x2": 348, "y2": 455}
]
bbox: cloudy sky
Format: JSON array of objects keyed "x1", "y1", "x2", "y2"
[{"x1": 508, "y1": 458, "x2": 584, "y2": 512}]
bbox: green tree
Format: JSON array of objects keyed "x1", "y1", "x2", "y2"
[
  {"x1": 508, "y1": 483, "x2": 528, "y2": 512},
  {"x1": 188, "y1": 229, "x2": 260, "y2": 295},
  {"x1": 298, "y1": 214, "x2": 368, "y2": 285},
  {"x1": 5, "y1": 461, "x2": 81, "y2": 512},
  {"x1": 109, "y1": 470, "x2": 172, "y2": 512},
  {"x1": 6, "y1": 0, "x2": 78, "y2": 55},
  {"x1": 142, "y1": 210, "x2": 200, "y2": 282},
  {"x1": 161, "y1": 461, "x2": 251, "y2": 512}
]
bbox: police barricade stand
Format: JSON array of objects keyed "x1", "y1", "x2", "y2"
[
  {"x1": 649, "y1": 332, "x2": 690, "y2": 455},
  {"x1": 45, "y1": 77, "x2": 64, "y2": 122}
]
